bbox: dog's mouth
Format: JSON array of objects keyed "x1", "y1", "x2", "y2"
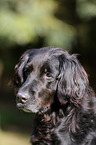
[
  {"x1": 16, "y1": 96, "x2": 28, "y2": 108},
  {"x1": 16, "y1": 96, "x2": 40, "y2": 113},
  {"x1": 16, "y1": 96, "x2": 50, "y2": 113},
  {"x1": 16, "y1": 98, "x2": 32, "y2": 112}
]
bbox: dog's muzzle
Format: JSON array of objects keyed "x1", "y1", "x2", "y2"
[{"x1": 16, "y1": 92, "x2": 28, "y2": 108}]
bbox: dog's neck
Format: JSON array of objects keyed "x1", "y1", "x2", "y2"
[
  {"x1": 41, "y1": 101, "x2": 73, "y2": 127},
  {"x1": 40, "y1": 101, "x2": 96, "y2": 144}
]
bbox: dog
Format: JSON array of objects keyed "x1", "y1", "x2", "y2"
[{"x1": 13, "y1": 47, "x2": 96, "y2": 145}]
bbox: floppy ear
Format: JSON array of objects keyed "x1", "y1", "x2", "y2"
[{"x1": 57, "y1": 54, "x2": 89, "y2": 106}]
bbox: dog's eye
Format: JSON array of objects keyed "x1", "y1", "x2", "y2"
[
  {"x1": 45, "y1": 72, "x2": 52, "y2": 77},
  {"x1": 40, "y1": 62, "x2": 52, "y2": 79},
  {"x1": 23, "y1": 65, "x2": 33, "y2": 81},
  {"x1": 23, "y1": 69, "x2": 29, "y2": 80},
  {"x1": 44, "y1": 69, "x2": 52, "y2": 79}
]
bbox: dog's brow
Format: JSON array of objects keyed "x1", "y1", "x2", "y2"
[
  {"x1": 28, "y1": 63, "x2": 33, "y2": 67},
  {"x1": 40, "y1": 62, "x2": 51, "y2": 76},
  {"x1": 24, "y1": 63, "x2": 34, "y2": 74}
]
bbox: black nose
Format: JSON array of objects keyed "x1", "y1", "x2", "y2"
[{"x1": 16, "y1": 93, "x2": 28, "y2": 104}]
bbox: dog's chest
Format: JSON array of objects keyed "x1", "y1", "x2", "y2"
[{"x1": 54, "y1": 119, "x2": 71, "y2": 145}]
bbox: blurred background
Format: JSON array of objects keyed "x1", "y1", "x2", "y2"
[{"x1": 0, "y1": 0, "x2": 96, "y2": 144}]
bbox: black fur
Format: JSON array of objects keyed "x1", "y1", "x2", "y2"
[{"x1": 13, "y1": 47, "x2": 96, "y2": 145}]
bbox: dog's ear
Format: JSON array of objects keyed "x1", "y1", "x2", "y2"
[{"x1": 57, "y1": 54, "x2": 89, "y2": 106}]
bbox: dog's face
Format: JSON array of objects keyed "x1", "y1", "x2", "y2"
[
  {"x1": 13, "y1": 47, "x2": 88, "y2": 113},
  {"x1": 13, "y1": 48, "x2": 60, "y2": 113}
]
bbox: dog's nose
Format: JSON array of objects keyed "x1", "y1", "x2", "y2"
[{"x1": 16, "y1": 92, "x2": 28, "y2": 103}]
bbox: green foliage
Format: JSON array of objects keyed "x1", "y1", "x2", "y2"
[
  {"x1": 77, "y1": 0, "x2": 96, "y2": 19},
  {"x1": 0, "y1": 0, "x2": 75, "y2": 49},
  {"x1": 0, "y1": 0, "x2": 96, "y2": 49}
]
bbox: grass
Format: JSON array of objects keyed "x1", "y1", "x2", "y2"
[
  {"x1": 0, "y1": 102, "x2": 33, "y2": 145},
  {"x1": 0, "y1": 130, "x2": 31, "y2": 145}
]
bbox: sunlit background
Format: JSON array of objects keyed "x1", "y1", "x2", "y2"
[{"x1": 0, "y1": 0, "x2": 96, "y2": 145}]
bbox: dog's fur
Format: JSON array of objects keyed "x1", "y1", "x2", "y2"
[{"x1": 13, "y1": 47, "x2": 96, "y2": 145}]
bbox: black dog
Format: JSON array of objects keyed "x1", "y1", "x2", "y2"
[{"x1": 13, "y1": 47, "x2": 96, "y2": 145}]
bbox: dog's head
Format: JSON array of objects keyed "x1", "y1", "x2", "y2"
[{"x1": 13, "y1": 47, "x2": 89, "y2": 113}]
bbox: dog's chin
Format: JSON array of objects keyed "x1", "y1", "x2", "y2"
[
  {"x1": 17, "y1": 102, "x2": 24, "y2": 109},
  {"x1": 17, "y1": 102, "x2": 50, "y2": 114},
  {"x1": 16, "y1": 102, "x2": 40, "y2": 113}
]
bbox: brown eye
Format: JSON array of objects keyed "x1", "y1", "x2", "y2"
[
  {"x1": 46, "y1": 72, "x2": 51, "y2": 77},
  {"x1": 40, "y1": 62, "x2": 52, "y2": 78},
  {"x1": 44, "y1": 69, "x2": 52, "y2": 79}
]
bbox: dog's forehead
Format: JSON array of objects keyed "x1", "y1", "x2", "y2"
[
  {"x1": 20, "y1": 47, "x2": 64, "y2": 70},
  {"x1": 31, "y1": 53, "x2": 49, "y2": 64},
  {"x1": 26, "y1": 49, "x2": 52, "y2": 67}
]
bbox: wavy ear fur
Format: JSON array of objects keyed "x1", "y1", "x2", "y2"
[{"x1": 57, "y1": 53, "x2": 89, "y2": 106}]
